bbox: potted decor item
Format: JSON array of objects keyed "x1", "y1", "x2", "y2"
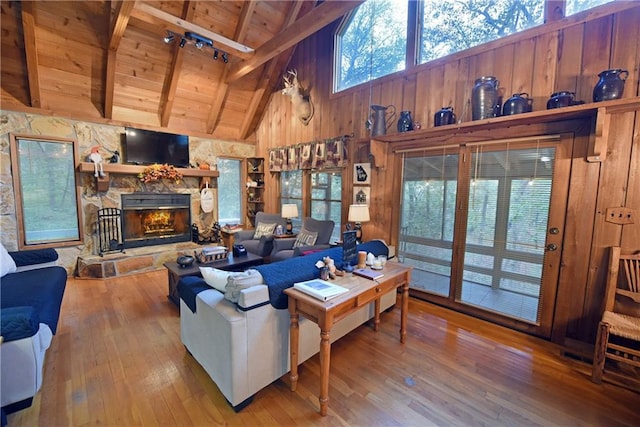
[
  {"x1": 397, "y1": 111, "x2": 414, "y2": 132},
  {"x1": 547, "y1": 91, "x2": 575, "y2": 109},
  {"x1": 434, "y1": 107, "x2": 456, "y2": 126},
  {"x1": 593, "y1": 68, "x2": 628, "y2": 102},
  {"x1": 471, "y1": 76, "x2": 500, "y2": 120},
  {"x1": 502, "y1": 93, "x2": 532, "y2": 115}
]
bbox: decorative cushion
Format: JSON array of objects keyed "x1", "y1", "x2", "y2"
[
  {"x1": 0, "y1": 243, "x2": 17, "y2": 278},
  {"x1": 199, "y1": 267, "x2": 231, "y2": 293},
  {"x1": 224, "y1": 269, "x2": 264, "y2": 303},
  {"x1": 293, "y1": 228, "x2": 318, "y2": 248},
  {"x1": 0, "y1": 306, "x2": 39, "y2": 342},
  {"x1": 253, "y1": 222, "x2": 276, "y2": 239}
]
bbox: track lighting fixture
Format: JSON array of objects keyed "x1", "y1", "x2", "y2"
[
  {"x1": 185, "y1": 32, "x2": 213, "y2": 48},
  {"x1": 163, "y1": 31, "x2": 174, "y2": 44},
  {"x1": 163, "y1": 30, "x2": 229, "y2": 64}
]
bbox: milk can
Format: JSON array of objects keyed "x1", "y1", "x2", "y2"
[{"x1": 471, "y1": 76, "x2": 500, "y2": 120}]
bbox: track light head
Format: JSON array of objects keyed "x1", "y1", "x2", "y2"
[
  {"x1": 195, "y1": 41, "x2": 204, "y2": 49},
  {"x1": 163, "y1": 31, "x2": 174, "y2": 44},
  {"x1": 179, "y1": 37, "x2": 186, "y2": 48},
  {"x1": 222, "y1": 52, "x2": 229, "y2": 63},
  {"x1": 213, "y1": 49, "x2": 219, "y2": 60}
]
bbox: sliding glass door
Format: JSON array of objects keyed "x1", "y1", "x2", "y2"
[{"x1": 399, "y1": 136, "x2": 571, "y2": 337}]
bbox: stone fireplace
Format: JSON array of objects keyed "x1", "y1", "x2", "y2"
[{"x1": 121, "y1": 193, "x2": 191, "y2": 249}]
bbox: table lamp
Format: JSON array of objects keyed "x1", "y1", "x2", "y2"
[
  {"x1": 348, "y1": 204, "x2": 370, "y2": 243},
  {"x1": 281, "y1": 203, "x2": 299, "y2": 234}
]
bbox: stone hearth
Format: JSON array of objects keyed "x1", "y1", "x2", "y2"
[{"x1": 76, "y1": 241, "x2": 203, "y2": 279}]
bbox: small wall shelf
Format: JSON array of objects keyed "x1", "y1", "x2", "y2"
[{"x1": 77, "y1": 162, "x2": 219, "y2": 190}]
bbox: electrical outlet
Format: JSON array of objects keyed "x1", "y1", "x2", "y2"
[{"x1": 604, "y1": 207, "x2": 635, "y2": 225}]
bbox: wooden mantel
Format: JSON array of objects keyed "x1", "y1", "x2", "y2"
[{"x1": 77, "y1": 162, "x2": 219, "y2": 191}]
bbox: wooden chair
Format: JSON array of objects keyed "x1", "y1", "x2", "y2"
[{"x1": 591, "y1": 247, "x2": 640, "y2": 385}]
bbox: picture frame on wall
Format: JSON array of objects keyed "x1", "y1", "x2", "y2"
[
  {"x1": 353, "y1": 186, "x2": 370, "y2": 205},
  {"x1": 353, "y1": 163, "x2": 371, "y2": 185}
]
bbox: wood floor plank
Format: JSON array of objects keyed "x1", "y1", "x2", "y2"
[{"x1": 6, "y1": 270, "x2": 639, "y2": 426}]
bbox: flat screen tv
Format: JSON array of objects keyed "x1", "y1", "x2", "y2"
[{"x1": 123, "y1": 127, "x2": 190, "y2": 168}]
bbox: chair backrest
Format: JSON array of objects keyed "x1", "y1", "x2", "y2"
[
  {"x1": 300, "y1": 217, "x2": 335, "y2": 245},
  {"x1": 254, "y1": 212, "x2": 288, "y2": 232},
  {"x1": 604, "y1": 246, "x2": 640, "y2": 314}
]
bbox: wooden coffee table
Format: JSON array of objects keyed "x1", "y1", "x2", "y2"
[
  {"x1": 284, "y1": 262, "x2": 412, "y2": 416},
  {"x1": 164, "y1": 252, "x2": 264, "y2": 306}
]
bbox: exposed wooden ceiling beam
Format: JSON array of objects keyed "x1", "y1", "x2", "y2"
[
  {"x1": 20, "y1": 2, "x2": 41, "y2": 108},
  {"x1": 239, "y1": 1, "x2": 311, "y2": 139},
  {"x1": 226, "y1": 0, "x2": 362, "y2": 83},
  {"x1": 105, "y1": 0, "x2": 135, "y2": 119},
  {"x1": 160, "y1": 1, "x2": 195, "y2": 127},
  {"x1": 132, "y1": 1, "x2": 255, "y2": 59},
  {"x1": 205, "y1": 1, "x2": 257, "y2": 134}
]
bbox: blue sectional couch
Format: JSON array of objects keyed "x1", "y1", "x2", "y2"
[{"x1": 0, "y1": 246, "x2": 67, "y2": 416}]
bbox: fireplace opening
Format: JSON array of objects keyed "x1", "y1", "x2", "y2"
[{"x1": 121, "y1": 193, "x2": 191, "y2": 249}]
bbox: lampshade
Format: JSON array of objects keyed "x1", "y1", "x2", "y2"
[
  {"x1": 281, "y1": 203, "x2": 299, "y2": 219},
  {"x1": 348, "y1": 204, "x2": 370, "y2": 223}
]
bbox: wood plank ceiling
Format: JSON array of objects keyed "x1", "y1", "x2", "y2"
[{"x1": 0, "y1": 1, "x2": 361, "y2": 142}]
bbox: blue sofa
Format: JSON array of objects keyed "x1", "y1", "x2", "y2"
[{"x1": 0, "y1": 246, "x2": 67, "y2": 416}]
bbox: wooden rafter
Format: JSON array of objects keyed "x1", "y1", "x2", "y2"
[
  {"x1": 239, "y1": 1, "x2": 312, "y2": 139},
  {"x1": 20, "y1": 1, "x2": 40, "y2": 108},
  {"x1": 205, "y1": 1, "x2": 257, "y2": 134},
  {"x1": 105, "y1": 0, "x2": 135, "y2": 119},
  {"x1": 226, "y1": 0, "x2": 362, "y2": 83},
  {"x1": 160, "y1": 1, "x2": 195, "y2": 127}
]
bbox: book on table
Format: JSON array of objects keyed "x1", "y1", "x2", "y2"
[
  {"x1": 353, "y1": 268, "x2": 384, "y2": 280},
  {"x1": 293, "y1": 279, "x2": 349, "y2": 301}
]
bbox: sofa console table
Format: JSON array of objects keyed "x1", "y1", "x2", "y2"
[
  {"x1": 284, "y1": 262, "x2": 412, "y2": 415},
  {"x1": 164, "y1": 253, "x2": 264, "y2": 306}
]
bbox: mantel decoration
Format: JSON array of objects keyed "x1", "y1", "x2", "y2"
[{"x1": 138, "y1": 164, "x2": 183, "y2": 183}]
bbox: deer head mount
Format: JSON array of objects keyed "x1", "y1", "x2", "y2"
[{"x1": 281, "y1": 69, "x2": 314, "y2": 126}]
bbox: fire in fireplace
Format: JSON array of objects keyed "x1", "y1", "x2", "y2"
[{"x1": 121, "y1": 193, "x2": 191, "y2": 249}]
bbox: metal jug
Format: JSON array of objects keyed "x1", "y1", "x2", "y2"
[{"x1": 368, "y1": 104, "x2": 396, "y2": 136}]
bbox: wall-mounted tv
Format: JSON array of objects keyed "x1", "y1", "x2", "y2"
[{"x1": 123, "y1": 127, "x2": 190, "y2": 168}]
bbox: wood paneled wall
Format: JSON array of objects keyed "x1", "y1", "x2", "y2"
[{"x1": 256, "y1": 3, "x2": 640, "y2": 348}]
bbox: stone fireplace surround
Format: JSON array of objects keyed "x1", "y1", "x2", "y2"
[{"x1": 0, "y1": 110, "x2": 256, "y2": 276}]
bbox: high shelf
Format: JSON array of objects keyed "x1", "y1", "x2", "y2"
[{"x1": 246, "y1": 157, "x2": 265, "y2": 228}]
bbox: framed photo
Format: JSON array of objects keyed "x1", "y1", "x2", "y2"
[
  {"x1": 353, "y1": 163, "x2": 371, "y2": 185},
  {"x1": 353, "y1": 186, "x2": 370, "y2": 205}
]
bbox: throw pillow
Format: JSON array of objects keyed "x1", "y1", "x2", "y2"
[
  {"x1": 199, "y1": 267, "x2": 231, "y2": 293},
  {"x1": 293, "y1": 228, "x2": 318, "y2": 248},
  {"x1": 0, "y1": 242, "x2": 17, "y2": 278},
  {"x1": 224, "y1": 269, "x2": 264, "y2": 303},
  {"x1": 253, "y1": 222, "x2": 276, "y2": 239}
]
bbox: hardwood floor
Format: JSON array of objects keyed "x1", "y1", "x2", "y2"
[{"x1": 7, "y1": 270, "x2": 639, "y2": 426}]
